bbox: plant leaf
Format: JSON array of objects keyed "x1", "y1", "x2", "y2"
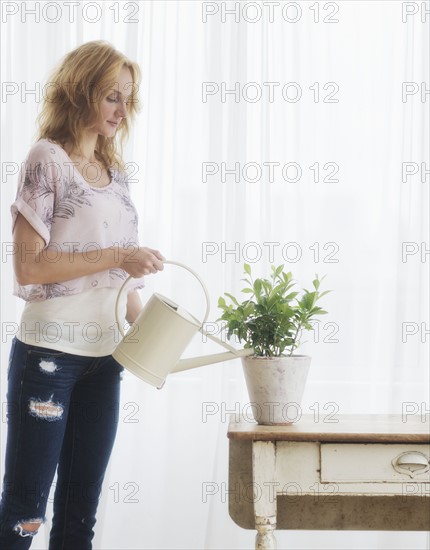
[{"x1": 224, "y1": 292, "x2": 239, "y2": 306}]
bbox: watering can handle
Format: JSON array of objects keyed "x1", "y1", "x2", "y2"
[{"x1": 115, "y1": 260, "x2": 211, "y2": 338}]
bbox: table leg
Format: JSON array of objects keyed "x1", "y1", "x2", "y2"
[
  {"x1": 255, "y1": 515, "x2": 277, "y2": 549},
  {"x1": 253, "y1": 441, "x2": 277, "y2": 550}
]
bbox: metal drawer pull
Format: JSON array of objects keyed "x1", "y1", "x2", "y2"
[{"x1": 391, "y1": 452, "x2": 430, "y2": 478}]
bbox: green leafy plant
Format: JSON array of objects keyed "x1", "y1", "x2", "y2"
[{"x1": 217, "y1": 263, "x2": 331, "y2": 357}]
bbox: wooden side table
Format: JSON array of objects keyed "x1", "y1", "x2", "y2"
[{"x1": 227, "y1": 414, "x2": 430, "y2": 550}]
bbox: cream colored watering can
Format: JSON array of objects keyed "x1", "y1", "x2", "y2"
[{"x1": 112, "y1": 260, "x2": 254, "y2": 389}]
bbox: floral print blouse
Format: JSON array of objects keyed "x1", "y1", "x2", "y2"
[{"x1": 11, "y1": 138, "x2": 145, "y2": 302}]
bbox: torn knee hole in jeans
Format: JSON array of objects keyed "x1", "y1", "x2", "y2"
[
  {"x1": 28, "y1": 394, "x2": 64, "y2": 421},
  {"x1": 13, "y1": 518, "x2": 44, "y2": 537}
]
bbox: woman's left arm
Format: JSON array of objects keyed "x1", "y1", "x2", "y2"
[{"x1": 126, "y1": 290, "x2": 143, "y2": 324}]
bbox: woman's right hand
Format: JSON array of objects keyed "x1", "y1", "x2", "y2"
[{"x1": 120, "y1": 246, "x2": 166, "y2": 278}]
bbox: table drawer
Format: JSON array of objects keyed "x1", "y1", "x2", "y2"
[{"x1": 320, "y1": 444, "x2": 430, "y2": 483}]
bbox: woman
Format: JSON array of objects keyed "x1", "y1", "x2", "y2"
[{"x1": 0, "y1": 40, "x2": 164, "y2": 549}]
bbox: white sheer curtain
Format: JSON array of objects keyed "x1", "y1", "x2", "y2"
[{"x1": 1, "y1": 1, "x2": 428, "y2": 549}]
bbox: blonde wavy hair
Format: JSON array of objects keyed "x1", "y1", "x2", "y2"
[{"x1": 35, "y1": 40, "x2": 141, "y2": 171}]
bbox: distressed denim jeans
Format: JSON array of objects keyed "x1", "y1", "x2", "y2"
[{"x1": 0, "y1": 337, "x2": 124, "y2": 550}]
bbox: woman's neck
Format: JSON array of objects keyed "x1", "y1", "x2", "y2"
[{"x1": 63, "y1": 132, "x2": 99, "y2": 163}]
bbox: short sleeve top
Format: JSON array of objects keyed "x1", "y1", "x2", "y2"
[{"x1": 11, "y1": 138, "x2": 146, "y2": 302}]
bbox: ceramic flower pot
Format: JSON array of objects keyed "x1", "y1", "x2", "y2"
[{"x1": 241, "y1": 355, "x2": 311, "y2": 425}]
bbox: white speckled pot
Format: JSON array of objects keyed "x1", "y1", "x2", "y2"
[{"x1": 241, "y1": 355, "x2": 311, "y2": 425}]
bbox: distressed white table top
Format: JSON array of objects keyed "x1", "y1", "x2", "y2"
[{"x1": 227, "y1": 414, "x2": 430, "y2": 443}]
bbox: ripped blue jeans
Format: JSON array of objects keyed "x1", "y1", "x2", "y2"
[{"x1": 0, "y1": 337, "x2": 124, "y2": 550}]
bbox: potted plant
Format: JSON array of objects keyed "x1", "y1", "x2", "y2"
[{"x1": 217, "y1": 263, "x2": 330, "y2": 425}]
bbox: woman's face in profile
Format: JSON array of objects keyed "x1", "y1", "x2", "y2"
[{"x1": 93, "y1": 66, "x2": 133, "y2": 137}]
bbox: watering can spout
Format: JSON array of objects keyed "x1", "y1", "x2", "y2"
[{"x1": 173, "y1": 348, "x2": 255, "y2": 373}]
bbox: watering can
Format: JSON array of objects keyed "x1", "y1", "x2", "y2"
[{"x1": 112, "y1": 260, "x2": 254, "y2": 389}]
